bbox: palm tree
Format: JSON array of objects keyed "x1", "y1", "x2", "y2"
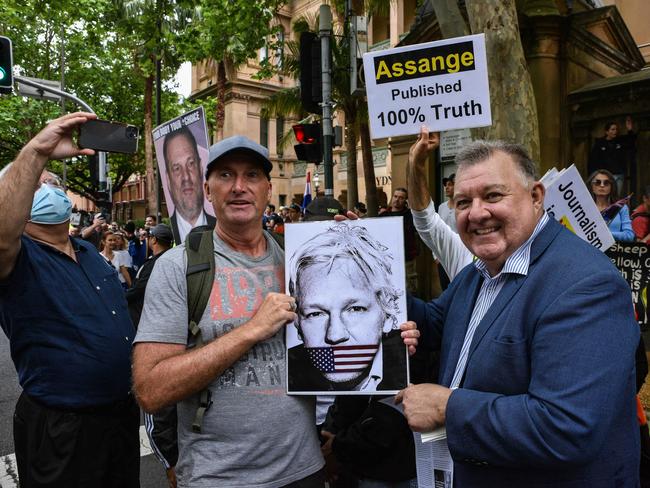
[{"x1": 114, "y1": 0, "x2": 198, "y2": 215}]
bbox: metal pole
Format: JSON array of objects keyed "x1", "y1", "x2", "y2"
[
  {"x1": 155, "y1": 0, "x2": 163, "y2": 220},
  {"x1": 347, "y1": 0, "x2": 357, "y2": 96},
  {"x1": 16, "y1": 76, "x2": 94, "y2": 113},
  {"x1": 155, "y1": 56, "x2": 162, "y2": 220},
  {"x1": 319, "y1": 4, "x2": 334, "y2": 197}
]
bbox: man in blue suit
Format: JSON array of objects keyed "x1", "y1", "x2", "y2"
[{"x1": 397, "y1": 127, "x2": 640, "y2": 486}]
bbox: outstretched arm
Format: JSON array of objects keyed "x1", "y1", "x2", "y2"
[
  {"x1": 407, "y1": 125, "x2": 439, "y2": 212},
  {"x1": 407, "y1": 126, "x2": 473, "y2": 279},
  {"x1": 0, "y1": 112, "x2": 96, "y2": 279},
  {"x1": 132, "y1": 256, "x2": 298, "y2": 413},
  {"x1": 81, "y1": 214, "x2": 107, "y2": 239}
]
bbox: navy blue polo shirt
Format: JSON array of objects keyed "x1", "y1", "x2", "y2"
[{"x1": 0, "y1": 235, "x2": 135, "y2": 409}]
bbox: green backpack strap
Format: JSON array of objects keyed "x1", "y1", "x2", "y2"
[
  {"x1": 185, "y1": 229, "x2": 216, "y2": 433},
  {"x1": 265, "y1": 229, "x2": 284, "y2": 250},
  {"x1": 184, "y1": 229, "x2": 283, "y2": 433}
]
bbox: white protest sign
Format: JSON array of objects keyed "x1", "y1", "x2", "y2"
[
  {"x1": 152, "y1": 106, "x2": 213, "y2": 245},
  {"x1": 363, "y1": 33, "x2": 491, "y2": 139},
  {"x1": 543, "y1": 165, "x2": 615, "y2": 251},
  {"x1": 440, "y1": 128, "x2": 472, "y2": 165}
]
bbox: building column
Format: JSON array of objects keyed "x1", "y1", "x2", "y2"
[{"x1": 522, "y1": 14, "x2": 564, "y2": 172}]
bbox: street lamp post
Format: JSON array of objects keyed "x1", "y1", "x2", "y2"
[{"x1": 319, "y1": 4, "x2": 333, "y2": 197}]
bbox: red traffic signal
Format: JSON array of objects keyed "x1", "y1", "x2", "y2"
[
  {"x1": 292, "y1": 123, "x2": 322, "y2": 163},
  {"x1": 293, "y1": 124, "x2": 319, "y2": 144}
]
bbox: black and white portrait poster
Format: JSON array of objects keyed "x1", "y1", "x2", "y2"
[
  {"x1": 152, "y1": 107, "x2": 215, "y2": 246},
  {"x1": 285, "y1": 218, "x2": 409, "y2": 395}
]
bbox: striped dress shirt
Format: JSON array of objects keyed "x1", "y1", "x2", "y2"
[{"x1": 449, "y1": 212, "x2": 550, "y2": 389}]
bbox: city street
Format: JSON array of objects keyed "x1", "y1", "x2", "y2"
[{"x1": 0, "y1": 333, "x2": 168, "y2": 488}]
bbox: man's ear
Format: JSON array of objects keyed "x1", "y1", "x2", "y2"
[
  {"x1": 267, "y1": 182, "x2": 272, "y2": 203},
  {"x1": 531, "y1": 181, "x2": 546, "y2": 212},
  {"x1": 204, "y1": 180, "x2": 212, "y2": 203}
]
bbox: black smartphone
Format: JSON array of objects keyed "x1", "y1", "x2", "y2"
[{"x1": 78, "y1": 119, "x2": 139, "y2": 154}]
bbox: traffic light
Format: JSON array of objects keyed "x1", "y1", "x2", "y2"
[
  {"x1": 88, "y1": 154, "x2": 99, "y2": 187},
  {"x1": 299, "y1": 32, "x2": 322, "y2": 115},
  {"x1": 0, "y1": 36, "x2": 13, "y2": 95},
  {"x1": 293, "y1": 123, "x2": 322, "y2": 163}
]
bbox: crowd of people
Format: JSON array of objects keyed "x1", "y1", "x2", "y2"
[
  {"x1": 263, "y1": 199, "x2": 376, "y2": 235},
  {"x1": 0, "y1": 111, "x2": 645, "y2": 488},
  {"x1": 74, "y1": 212, "x2": 158, "y2": 277}
]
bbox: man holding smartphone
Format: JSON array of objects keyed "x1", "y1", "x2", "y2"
[
  {"x1": 81, "y1": 212, "x2": 108, "y2": 249},
  {"x1": 0, "y1": 113, "x2": 140, "y2": 488}
]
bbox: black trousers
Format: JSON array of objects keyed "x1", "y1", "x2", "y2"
[
  {"x1": 281, "y1": 467, "x2": 327, "y2": 488},
  {"x1": 13, "y1": 392, "x2": 140, "y2": 488}
]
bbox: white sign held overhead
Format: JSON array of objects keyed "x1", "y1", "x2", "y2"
[
  {"x1": 440, "y1": 128, "x2": 472, "y2": 165},
  {"x1": 363, "y1": 33, "x2": 491, "y2": 139}
]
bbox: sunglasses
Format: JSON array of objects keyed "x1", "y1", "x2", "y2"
[
  {"x1": 591, "y1": 179, "x2": 612, "y2": 187},
  {"x1": 42, "y1": 177, "x2": 63, "y2": 188}
]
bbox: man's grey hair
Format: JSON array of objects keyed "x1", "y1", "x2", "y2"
[
  {"x1": 455, "y1": 140, "x2": 539, "y2": 185},
  {"x1": 288, "y1": 222, "x2": 402, "y2": 330}
]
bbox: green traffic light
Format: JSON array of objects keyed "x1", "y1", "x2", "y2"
[{"x1": 0, "y1": 67, "x2": 6, "y2": 81}]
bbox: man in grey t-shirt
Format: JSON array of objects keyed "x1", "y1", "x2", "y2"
[{"x1": 133, "y1": 136, "x2": 324, "y2": 487}]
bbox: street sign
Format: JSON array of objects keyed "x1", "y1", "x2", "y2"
[
  {"x1": 363, "y1": 34, "x2": 492, "y2": 139},
  {"x1": 440, "y1": 128, "x2": 472, "y2": 165},
  {"x1": 16, "y1": 76, "x2": 62, "y2": 102}
]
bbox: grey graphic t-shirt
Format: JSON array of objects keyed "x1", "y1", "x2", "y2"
[{"x1": 135, "y1": 233, "x2": 323, "y2": 488}]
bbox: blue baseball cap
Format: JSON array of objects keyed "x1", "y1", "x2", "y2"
[{"x1": 205, "y1": 135, "x2": 273, "y2": 179}]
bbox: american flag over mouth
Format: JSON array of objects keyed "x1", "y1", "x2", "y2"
[{"x1": 306, "y1": 345, "x2": 379, "y2": 373}]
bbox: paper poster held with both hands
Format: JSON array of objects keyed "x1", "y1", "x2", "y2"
[{"x1": 284, "y1": 217, "x2": 409, "y2": 395}]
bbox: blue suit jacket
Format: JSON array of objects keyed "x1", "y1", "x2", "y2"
[{"x1": 409, "y1": 218, "x2": 640, "y2": 487}]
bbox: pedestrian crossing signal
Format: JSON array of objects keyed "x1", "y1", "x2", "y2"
[
  {"x1": 0, "y1": 36, "x2": 13, "y2": 95},
  {"x1": 293, "y1": 123, "x2": 322, "y2": 163}
]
